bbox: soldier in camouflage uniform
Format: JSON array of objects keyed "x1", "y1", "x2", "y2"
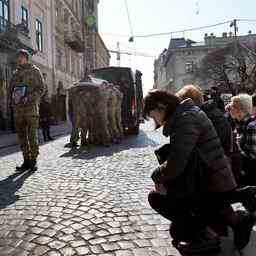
[
  {"x1": 66, "y1": 88, "x2": 80, "y2": 147},
  {"x1": 9, "y1": 49, "x2": 45, "y2": 172},
  {"x1": 106, "y1": 84, "x2": 123, "y2": 143},
  {"x1": 113, "y1": 85, "x2": 124, "y2": 140},
  {"x1": 91, "y1": 83, "x2": 112, "y2": 146}
]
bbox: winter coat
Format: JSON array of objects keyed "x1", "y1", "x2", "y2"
[
  {"x1": 151, "y1": 99, "x2": 236, "y2": 193},
  {"x1": 201, "y1": 99, "x2": 232, "y2": 156},
  {"x1": 39, "y1": 97, "x2": 52, "y2": 126},
  {"x1": 9, "y1": 63, "x2": 45, "y2": 117}
]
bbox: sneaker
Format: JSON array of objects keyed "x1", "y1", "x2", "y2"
[
  {"x1": 233, "y1": 210, "x2": 256, "y2": 250},
  {"x1": 176, "y1": 228, "x2": 221, "y2": 255},
  {"x1": 16, "y1": 159, "x2": 30, "y2": 172}
]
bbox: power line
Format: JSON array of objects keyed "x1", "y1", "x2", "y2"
[
  {"x1": 124, "y1": 0, "x2": 134, "y2": 37},
  {"x1": 135, "y1": 20, "x2": 232, "y2": 38},
  {"x1": 100, "y1": 20, "x2": 232, "y2": 39},
  {"x1": 238, "y1": 19, "x2": 256, "y2": 23},
  {"x1": 109, "y1": 49, "x2": 156, "y2": 58}
]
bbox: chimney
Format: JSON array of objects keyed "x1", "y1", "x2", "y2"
[{"x1": 222, "y1": 32, "x2": 227, "y2": 38}]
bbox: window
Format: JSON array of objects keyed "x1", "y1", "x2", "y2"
[
  {"x1": 0, "y1": 0, "x2": 9, "y2": 32},
  {"x1": 56, "y1": 49, "x2": 63, "y2": 67},
  {"x1": 185, "y1": 61, "x2": 194, "y2": 73},
  {"x1": 36, "y1": 19, "x2": 43, "y2": 52},
  {"x1": 21, "y1": 6, "x2": 28, "y2": 27}
]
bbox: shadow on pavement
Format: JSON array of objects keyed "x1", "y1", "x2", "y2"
[
  {"x1": 0, "y1": 145, "x2": 20, "y2": 158},
  {"x1": 60, "y1": 130, "x2": 160, "y2": 159},
  {"x1": 0, "y1": 171, "x2": 34, "y2": 209},
  {"x1": 177, "y1": 231, "x2": 256, "y2": 256}
]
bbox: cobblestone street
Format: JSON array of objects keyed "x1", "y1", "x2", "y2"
[{"x1": 0, "y1": 123, "x2": 255, "y2": 256}]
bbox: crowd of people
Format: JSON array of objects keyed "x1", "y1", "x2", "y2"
[{"x1": 143, "y1": 85, "x2": 256, "y2": 254}]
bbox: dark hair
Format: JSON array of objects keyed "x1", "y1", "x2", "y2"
[
  {"x1": 252, "y1": 93, "x2": 256, "y2": 107},
  {"x1": 143, "y1": 89, "x2": 181, "y2": 121}
]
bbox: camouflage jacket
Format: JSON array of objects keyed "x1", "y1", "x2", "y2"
[{"x1": 9, "y1": 63, "x2": 45, "y2": 116}]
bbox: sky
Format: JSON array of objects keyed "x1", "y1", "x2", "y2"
[{"x1": 98, "y1": 0, "x2": 256, "y2": 94}]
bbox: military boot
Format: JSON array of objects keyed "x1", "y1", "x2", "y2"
[
  {"x1": 29, "y1": 160, "x2": 38, "y2": 172},
  {"x1": 16, "y1": 159, "x2": 31, "y2": 172}
]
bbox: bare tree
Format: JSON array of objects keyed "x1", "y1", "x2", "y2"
[{"x1": 196, "y1": 41, "x2": 256, "y2": 95}]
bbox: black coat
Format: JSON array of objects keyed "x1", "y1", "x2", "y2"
[
  {"x1": 201, "y1": 99, "x2": 232, "y2": 156},
  {"x1": 39, "y1": 98, "x2": 52, "y2": 126},
  {"x1": 152, "y1": 99, "x2": 236, "y2": 193}
]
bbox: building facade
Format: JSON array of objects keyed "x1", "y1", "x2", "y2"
[
  {"x1": 0, "y1": 0, "x2": 110, "y2": 130},
  {"x1": 154, "y1": 32, "x2": 256, "y2": 93}
]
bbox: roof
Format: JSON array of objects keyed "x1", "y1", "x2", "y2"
[{"x1": 168, "y1": 38, "x2": 187, "y2": 49}]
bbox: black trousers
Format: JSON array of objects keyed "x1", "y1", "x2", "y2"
[
  {"x1": 148, "y1": 188, "x2": 244, "y2": 241},
  {"x1": 41, "y1": 123, "x2": 52, "y2": 141}
]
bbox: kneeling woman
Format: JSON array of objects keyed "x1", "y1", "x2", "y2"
[{"x1": 143, "y1": 89, "x2": 255, "y2": 254}]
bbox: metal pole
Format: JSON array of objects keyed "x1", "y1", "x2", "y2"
[{"x1": 81, "y1": 0, "x2": 87, "y2": 78}]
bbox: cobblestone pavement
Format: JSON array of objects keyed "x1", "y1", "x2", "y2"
[{"x1": 0, "y1": 123, "x2": 255, "y2": 256}]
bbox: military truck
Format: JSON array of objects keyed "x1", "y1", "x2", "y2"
[{"x1": 91, "y1": 67, "x2": 143, "y2": 135}]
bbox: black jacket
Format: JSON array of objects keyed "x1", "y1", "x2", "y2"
[
  {"x1": 152, "y1": 99, "x2": 236, "y2": 192},
  {"x1": 201, "y1": 99, "x2": 232, "y2": 156}
]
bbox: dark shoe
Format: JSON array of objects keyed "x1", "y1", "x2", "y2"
[
  {"x1": 16, "y1": 160, "x2": 30, "y2": 172},
  {"x1": 64, "y1": 142, "x2": 78, "y2": 148},
  {"x1": 239, "y1": 186, "x2": 256, "y2": 212},
  {"x1": 176, "y1": 228, "x2": 221, "y2": 255},
  {"x1": 29, "y1": 160, "x2": 38, "y2": 172},
  {"x1": 233, "y1": 210, "x2": 256, "y2": 250},
  {"x1": 48, "y1": 137, "x2": 54, "y2": 141}
]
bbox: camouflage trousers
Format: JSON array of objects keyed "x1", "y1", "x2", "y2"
[{"x1": 14, "y1": 115, "x2": 39, "y2": 160}]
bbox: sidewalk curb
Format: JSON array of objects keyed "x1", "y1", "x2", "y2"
[{"x1": 0, "y1": 125, "x2": 71, "y2": 150}]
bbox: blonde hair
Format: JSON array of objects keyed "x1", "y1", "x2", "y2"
[
  {"x1": 231, "y1": 94, "x2": 253, "y2": 114},
  {"x1": 176, "y1": 84, "x2": 203, "y2": 106}
]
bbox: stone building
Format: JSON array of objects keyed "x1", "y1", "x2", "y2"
[
  {"x1": 154, "y1": 32, "x2": 256, "y2": 93},
  {"x1": 0, "y1": 0, "x2": 110, "y2": 131}
]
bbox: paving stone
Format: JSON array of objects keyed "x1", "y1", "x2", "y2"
[
  {"x1": 48, "y1": 240, "x2": 66, "y2": 250},
  {"x1": 89, "y1": 245, "x2": 103, "y2": 254},
  {"x1": 60, "y1": 247, "x2": 76, "y2": 255},
  {"x1": 115, "y1": 250, "x2": 133, "y2": 256},
  {"x1": 70, "y1": 240, "x2": 87, "y2": 247},
  {"x1": 133, "y1": 239, "x2": 151, "y2": 247},
  {"x1": 75, "y1": 246, "x2": 90, "y2": 255},
  {"x1": 33, "y1": 245, "x2": 50, "y2": 256},
  {"x1": 58, "y1": 234, "x2": 76, "y2": 242},
  {"x1": 89, "y1": 237, "x2": 107, "y2": 245},
  {"x1": 34, "y1": 236, "x2": 53, "y2": 245},
  {"x1": 117, "y1": 241, "x2": 135, "y2": 250},
  {"x1": 108, "y1": 228, "x2": 122, "y2": 234},
  {"x1": 47, "y1": 251, "x2": 62, "y2": 256},
  {"x1": 95, "y1": 230, "x2": 110, "y2": 237},
  {"x1": 101, "y1": 243, "x2": 120, "y2": 251}
]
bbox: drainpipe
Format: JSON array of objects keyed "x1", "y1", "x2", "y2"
[
  {"x1": 50, "y1": 0, "x2": 57, "y2": 123},
  {"x1": 82, "y1": 0, "x2": 87, "y2": 78}
]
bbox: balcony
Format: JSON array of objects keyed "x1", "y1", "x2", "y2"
[
  {"x1": 64, "y1": 26, "x2": 84, "y2": 52},
  {"x1": 0, "y1": 17, "x2": 34, "y2": 53}
]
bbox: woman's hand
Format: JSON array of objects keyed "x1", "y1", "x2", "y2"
[{"x1": 154, "y1": 183, "x2": 167, "y2": 195}]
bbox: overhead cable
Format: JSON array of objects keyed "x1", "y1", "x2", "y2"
[
  {"x1": 101, "y1": 20, "x2": 232, "y2": 39},
  {"x1": 124, "y1": 0, "x2": 134, "y2": 37}
]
